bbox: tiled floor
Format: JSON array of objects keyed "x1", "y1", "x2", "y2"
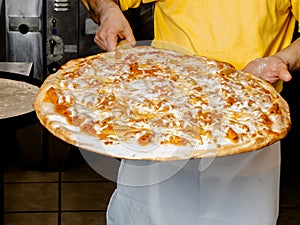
[
  {"x1": 3, "y1": 147, "x2": 300, "y2": 225},
  {"x1": 3, "y1": 147, "x2": 115, "y2": 225}
]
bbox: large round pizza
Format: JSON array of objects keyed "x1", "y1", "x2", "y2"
[{"x1": 33, "y1": 46, "x2": 291, "y2": 161}]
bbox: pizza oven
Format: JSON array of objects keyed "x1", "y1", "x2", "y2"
[
  {"x1": 3, "y1": 0, "x2": 103, "y2": 80},
  {"x1": 45, "y1": 0, "x2": 105, "y2": 76}
]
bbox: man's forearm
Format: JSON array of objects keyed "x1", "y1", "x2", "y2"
[
  {"x1": 82, "y1": 0, "x2": 119, "y2": 24},
  {"x1": 275, "y1": 37, "x2": 300, "y2": 71}
]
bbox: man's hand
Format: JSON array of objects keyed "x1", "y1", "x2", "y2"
[
  {"x1": 84, "y1": 0, "x2": 136, "y2": 51},
  {"x1": 94, "y1": 6, "x2": 136, "y2": 51},
  {"x1": 242, "y1": 56, "x2": 292, "y2": 84}
]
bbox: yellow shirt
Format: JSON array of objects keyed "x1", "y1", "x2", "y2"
[
  {"x1": 118, "y1": 0, "x2": 300, "y2": 92},
  {"x1": 119, "y1": 0, "x2": 300, "y2": 70}
]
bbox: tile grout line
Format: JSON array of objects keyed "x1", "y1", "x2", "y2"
[
  {"x1": 58, "y1": 170, "x2": 62, "y2": 225},
  {"x1": 4, "y1": 210, "x2": 59, "y2": 214}
]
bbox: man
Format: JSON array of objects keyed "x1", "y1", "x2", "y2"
[{"x1": 81, "y1": 1, "x2": 300, "y2": 224}]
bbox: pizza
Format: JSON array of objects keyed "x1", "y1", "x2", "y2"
[
  {"x1": 0, "y1": 78, "x2": 39, "y2": 119},
  {"x1": 33, "y1": 45, "x2": 291, "y2": 161}
]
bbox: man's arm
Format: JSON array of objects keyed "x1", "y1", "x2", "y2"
[
  {"x1": 243, "y1": 37, "x2": 300, "y2": 84},
  {"x1": 275, "y1": 37, "x2": 300, "y2": 72},
  {"x1": 82, "y1": 0, "x2": 136, "y2": 51}
]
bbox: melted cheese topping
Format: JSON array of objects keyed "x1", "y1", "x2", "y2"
[{"x1": 42, "y1": 46, "x2": 288, "y2": 152}]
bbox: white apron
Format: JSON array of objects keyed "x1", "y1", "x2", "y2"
[{"x1": 106, "y1": 142, "x2": 281, "y2": 225}]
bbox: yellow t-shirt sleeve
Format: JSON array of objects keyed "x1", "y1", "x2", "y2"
[
  {"x1": 119, "y1": 0, "x2": 141, "y2": 10},
  {"x1": 80, "y1": 0, "x2": 140, "y2": 11},
  {"x1": 292, "y1": 0, "x2": 300, "y2": 32},
  {"x1": 119, "y1": 0, "x2": 155, "y2": 11}
]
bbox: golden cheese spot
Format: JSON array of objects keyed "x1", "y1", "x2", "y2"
[
  {"x1": 81, "y1": 123, "x2": 97, "y2": 136},
  {"x1": 197, "y1": 110, "x2": 212, "y2": 125},
  {"x1": 61, "y1": 95, "x2": 74, "y2": 107},
  {"x1": 193, "y1": 86, "x2": 203, "y2": 92},
  {"x1": 54, "y1": 104, "x2": 72, "y2": 124},
  {"x1": 226, "y1": 127, "x2": 239, "y2": 142},
  {"x1": 269, "y1": 103, "x2": 280, "y2": 115},
  {"x1": 137, "y1": 132, "x2": 153, "y2": 146},
  {"x1": 265, "y1": 129, "x2": 280, "y2": 137},
  {"x1": 98, "y1": 124, "x2": 114, "y2": 139},
  {"x1": 189, "y1": 96, "x2": 201, "y2": 104},
  {"x1": 45, "y1": 87, "x2": 59, "y2": 104},
  {"x1": 216, "y1": 62, "x2": 236, "y2": 75},
  {"x1": 241, "y1": 124, "x2": 249, "y2": 132},
  {"x1": 260, "y1": 113, "x2": 272, "y2": 126},
  {"x1": 226, "y1": 96, "x2": 236, "y2": 106},
  {"x1": 169, "y1": 135, "x2": 189, "y2": 146},
  {"x1": 71, "y1": 115, "x2": 85, "y2": 126},
  {"x1": 55, "y1": 104, "x2": 70, "y2": 116},
  {"x1": 248, "y1": 99, "x2": 255, "y2": 107}
]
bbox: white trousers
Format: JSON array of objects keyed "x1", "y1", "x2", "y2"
[{"x1": 106, "y1": 142, "x2": 281, "y2": 225}]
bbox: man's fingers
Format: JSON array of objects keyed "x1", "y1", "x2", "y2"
[
  {"x1": 278, "y1": 68, "x2": 292, "y2": 82},
  {"x1": 121, "y1": 28, "x2": 136, "y2": 47},
  {"x1": 106, "y1": 37, "x2": 119, "y2": 51}
]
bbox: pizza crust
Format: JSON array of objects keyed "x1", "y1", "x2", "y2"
[{"x1": 33, "y1": 46, "x2": 291, "y2": 161}]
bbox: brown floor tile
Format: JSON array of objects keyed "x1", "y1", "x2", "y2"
[
  {"x1": 61, "y1": 161, "x2": 107, "y2": 182},
  {"x1": 280, "y1": 177, "x2": 300, "y2": 207},
  {"x1": 61, "y1": 212, "x2": 106, "y2": 225},
  {"x1": 4, "y1": 212, "x2": 58, "y2": 225},
  {"x1": 277, "y1": 208, "x2": 300, "y2": 225},
  {"x1": 61, "y1": 182, "x2": 116, "y2": 211},
  {"x1": 4, "y1": 165, "x2": 59, "y2": 183},
  {"x1": 4, "y1": 183, "x2": 58, "y2": 212},
  {"x1": 64, "y1": 148, "x2": 119, "y2": 183}
]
